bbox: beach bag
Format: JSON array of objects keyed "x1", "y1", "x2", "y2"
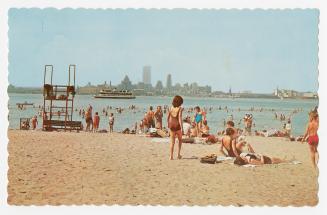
[
  {"x1": 182, "y1": 138, "x2": 195, "y2": 143},
  {"x1": 157, "y1": 129, "x2": 168, "y2": 138},
  {"x1": 168, "y1": 108, "x2": 181, "y2": 131},
  {"x1": 200, "y1": 154, "x2": 217, "y2": 164}
]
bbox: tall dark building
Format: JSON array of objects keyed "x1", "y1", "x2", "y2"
[{"x1": 166, "y1": 74, "x2": 172, "y2": 89}]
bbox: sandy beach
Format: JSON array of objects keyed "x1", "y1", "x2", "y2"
[{"x1": 7, "y1": 130, "x2": 318, "y2": 206}]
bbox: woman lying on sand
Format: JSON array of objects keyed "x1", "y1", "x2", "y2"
[
  {"x1": 233, "y1": 135, "x2": 290, "y2": 165},
  {"x1": 234, "y1": 152, "x2": 288, "y2": 165}
]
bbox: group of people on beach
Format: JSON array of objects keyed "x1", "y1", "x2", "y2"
[
  {"x1": 22, "y1": 95, "x2": 319, "y2": 169},
  {"x1": 82, "y1": 104, "x2": 115, "y2": 133},
  {"x1": 166, "y1": 95, "x2": 319, "y2": 169}
]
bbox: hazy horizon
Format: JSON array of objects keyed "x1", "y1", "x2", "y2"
[{"x1": 8, "y1": 9, "x2": 319, "y2": 93}]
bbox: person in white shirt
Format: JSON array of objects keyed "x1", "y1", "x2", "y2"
[
  {"x1": 182, "y1": 116, "x2": 191, "y2": 137},
  {"x1": 285, "y1": 119, "x2": 292, "y2": 137}
]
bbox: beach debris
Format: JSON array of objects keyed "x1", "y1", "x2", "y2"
[{"x1": 200, "y1": 154, "x2": 217, "y2": 164}]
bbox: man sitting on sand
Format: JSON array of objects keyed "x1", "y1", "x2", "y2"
[
  {"x1": 182, "y1": 116, "x2": 191, "y2": 137},
  {"x1": 201, "y1": 120, "x2": 210, "y2": 137},
  {"x1": 190, "y1": 122, "x2": 197, "y2": 137}
]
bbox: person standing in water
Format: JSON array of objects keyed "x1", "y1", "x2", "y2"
[
  {"x1": 285, "y1": 119, "x2": 292, "y2": 137},
  {"x1": 167, "y1": 95, "x2": 184, "y2": 160},
  {"x1": 108, "y1": 113, "x2": 114, "y2": 133},
  {"x1": 302, "y1": 110, "x2": 319, "y2": 169},
  {"x1": 31, "y1": 115, "x2": 38, "y2": 130},
  {"x1": 93, "y1": 112, "x2": 100, "y2": 132},
  {"x1": 145, "y1": 106, "x2": 155, "y2": 129}
]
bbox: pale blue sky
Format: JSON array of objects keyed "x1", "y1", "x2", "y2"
[{"x1": 9, "y1": 9, "x2": 319, "y2": 93}]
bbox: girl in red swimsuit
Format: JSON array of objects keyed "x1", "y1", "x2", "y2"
[{"x1": 302, "y1": 110, "x2": 319, "y2": 169}]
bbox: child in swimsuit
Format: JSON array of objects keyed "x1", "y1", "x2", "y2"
[
  {"x1": 194, "y1": 106, "x2": 203, "y2": 137},
  {"x1": 93, "y1": 112, "x2": 100, "y2": 132},
  {"x1": 302, "y1": 110, "x2": 319, "y2": 169}
]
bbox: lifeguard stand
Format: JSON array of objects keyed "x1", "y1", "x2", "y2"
[{"x1": 42, "y1": 64, "x2": 82, "y2": 131}]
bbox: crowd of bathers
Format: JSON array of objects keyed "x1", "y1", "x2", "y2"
[{"x1": 17, "y1": 97, "x2": 319, "y2": 168}]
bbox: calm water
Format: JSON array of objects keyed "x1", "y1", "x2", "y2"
[{"x1": 8, "y1": 93, "x2": 318, "y2": 136}]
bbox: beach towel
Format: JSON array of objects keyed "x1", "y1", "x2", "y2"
[
  {"x1": 194, "y1": 137, "x2": 207, "y2": 144},
  {"x1": 216, "y1": 156, "x2": 234, "y2": 162},
  {"x1": 242, "y1": 164, "x2": 258, "y2": 168}
]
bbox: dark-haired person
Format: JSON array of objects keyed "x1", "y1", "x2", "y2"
[
  {"x1": 167, "y1": 95, "x2": 184, "y2": 160},
  {"x1": 182, "y1": 116, "x2": 191, "y2": 137},
  {"x1": 234, "y1": 153, "x2": 288, "y2": 166},
  {"x1": 146, "y1": 106, "x2": 155, "y2": 128},
  {"x1": 226, "y1": 120, "x2": 239, "y2": 141},
  {"x1": 220, "y1": 128, "x2": 244, "y2": 157}
]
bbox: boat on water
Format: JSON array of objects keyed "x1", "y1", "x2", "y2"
[
  {"x1": 16, "y1": 101, "x2": 34, "y2": 106},
  {"x1": 94, "y1": 88, "x2": 136, "y2": 99}
]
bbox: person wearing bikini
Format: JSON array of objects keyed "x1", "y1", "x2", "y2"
[
  {"x1": 302, "y1": 110, "x2": 319, "y2": 169},
  {"x1": 234, "y1": 153, "x2": 288, "y2": 166},
  {"x1": 167, "y1": 95, "x2": 184, "y2": 160}
]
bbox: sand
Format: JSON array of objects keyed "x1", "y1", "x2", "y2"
[{"x1": 7, "y1": 130, "x2": 318, "y2": 206}]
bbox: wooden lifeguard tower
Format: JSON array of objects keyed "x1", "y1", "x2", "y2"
[{"x1": 42, "y1": 64, "x2": 82, "y2": 131}]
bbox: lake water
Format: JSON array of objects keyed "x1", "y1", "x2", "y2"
[{"x1": 8, "y1": 93, "x2": 318, "y2": 136}]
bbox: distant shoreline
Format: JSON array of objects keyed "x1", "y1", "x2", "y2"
[{"x1": 7, "y1": 91, "x2": 318, "y2": 100}]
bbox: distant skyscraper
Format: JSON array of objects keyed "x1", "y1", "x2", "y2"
[
  {"x1": 166, "y1": 74, "x2": 172, "y2": 89},
  {"x1": 143, "y1": 66, "x2": 151, "y2": 85}
]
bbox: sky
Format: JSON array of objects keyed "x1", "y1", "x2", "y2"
[{"x1": 8, "y1": 9, "x2": 319, "y2": 93}]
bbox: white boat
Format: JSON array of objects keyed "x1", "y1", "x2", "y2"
[{"x1": 94, "y1": 89, "x2": 136, "y2": 99}]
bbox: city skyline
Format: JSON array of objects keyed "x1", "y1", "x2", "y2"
[
  {"x1": 8, "y1": 9, "x2": 319, "y2": 93},
  {"x1": 7, "y1": 69, "x2": 318, "y2": 94}
]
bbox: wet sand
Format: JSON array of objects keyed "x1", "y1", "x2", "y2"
[{"x1": 7, "y1": 130, "x2": 318, "y2": 206}]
